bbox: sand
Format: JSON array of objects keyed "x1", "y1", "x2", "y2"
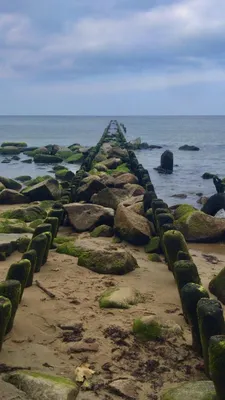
[{"x1": 1, "y1": 221, "x2": 224, "y2": 399}]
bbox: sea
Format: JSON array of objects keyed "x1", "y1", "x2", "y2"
[{"x1": 0, "y1": 115, "x2": 224, "y2": 208}]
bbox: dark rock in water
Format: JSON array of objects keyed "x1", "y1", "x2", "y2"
[
  {"x1": 171, "y1": 194, "x2": 187, "y2": 199},
  {"x1": 12, "y1": 155, "x2": 20, "y2": 161},
  {"x1": 1, "y1": 141, "x2": 27, "y2": 148},
  {"x1": 202, "y1": 172, "x2": 215, "y2": 179},
  {"x1": 213, "y1": 176, "x2": 225, "y2": 194},
  {"x1": 21, "y1": 146, "x2": 38, "y2": 152},
  {"x1": 154, "y1": 150, "x2": 173, "y2": 174},
  {"x1": 127, "y1": 138, "x2": 162, "y2": 150},
  {"x1": 196, "y1": 192, "x2": 203, "y2": 197},
  {"x1": 0, "y1": 176, "x2": 22, "y2": 191},
  {"x1": 202, "y1": 193, "x2": 225, "y2": 216},
  {"x1": 0, "y1": 146, "x2": 21, "y2": 155},
  {"x1": 179, "y1": 145, "x2": 200, "y2": 151},
  {"x1": 197, "y1": 196, "x2": 208, "y2": 205},
  {"x1": 34, "y1": 154, "x2": 63, "y2": 164},
  {"x1": 1, "y1": 158, "x2": 11, "y2": 164},
  {"x1": 0, "y1": 189, "x2": 29, "y2": 204},
  {"x1": 22, "y1": 178, "x2": 61, "y2": 201},
  {"x1": 22, "y1": 158, "x2": 32, "y2": 164},
  {"x1": 15, "y1": 175, "x2": 32, "y2": 182}
]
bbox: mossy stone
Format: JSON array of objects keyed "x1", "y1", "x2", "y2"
[
  {"x1": 24, "y1": 176, "x2": 51, "y2": 187},
  {"x1": 53, "y1": 236, "x2": 74, "y2": 245},
  {"x1": 91, "y1": 225, "x2": 114, "y2": 238},
  {"x1": 0, "y1": 296, "x2": 12, "y2": 350},
  {"x1": 145, "y1": 236, "x2": 161, "y2": 254},
  {"x1": 42, "y1": 231, "x2": 52, "y2": 265},
  {"x1": 0, "y1": 280, "x2": 21, "y2": 333},
  {"x1": 29, "y1": 219, "x2": 44, "y2": 229},
  {"x1": 209, "y1": 335, "x2": 225, "y2": 400},
  {"x1": 44, "y1": 217, "x2": 59, "y2": 245},
  {"x1": 197, "y1": 298, "x2": 225, "y2": 377},
  {"x1": 163, "y1": 230, "x2": 190, "y2": 272},
  {"x1": 28, "y1": 234, "x2": 48, "y2": 272},
  {"x1": 48, "y1": 208, "x2": 64, "y2": 225},
  {"x1": 209, "y1": 267, "x2": 225, "y2": 305},
  {"x1": 66, "y1": 153, "x2": 83, "y2": 163},
  {"x1": 56, "y1": 242, "x2": 82, "y2": 257},
  {"x1": 0, "y1": 176, "x2": 22, "y2": 191},
  {"x1": 0, "y1": 252, "x2": 6, "y2": 261},
  {"x1": 22, "y1": 250, "x2": 37, "y2": 287},
  {"x1": 177, "y1": 251, "x2": 192, "y2": 261},
  {"x1": 33, "y1": 223, "x2": 52, "y2": 238},
  {"x1": 6, "y1": 259, "x2": 31, "y2": 302},
  {"x1": 0, "y1": 219, "x2": 33, "y2": 235},
  {"x1": 174, "y1": 260, "x2": 201, "y2": 297},
  {"x1": 34, "y1": 154, "x2": 63, "y2": 164},
  {"x1": 15, "y1": 175, "x2": 32, "y2": 182},
  {"x1": 16, "y1": 236, "x2": 30, "y2": 253},
  {"x1": 148, "y1": 253, "x2": 162, "y2": 262},
  {"x1": 99, "y1": 286, "x2": 142, "y2": 309},
  {"x1": 1, "y1": 141, "x2": 27, "y2": 148},
  {"x1": 133, "y1": 318, "x2": 162, "y2": 341}
]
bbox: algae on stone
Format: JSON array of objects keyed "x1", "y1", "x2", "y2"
[
  {"x1": 0, "y1": 280, "x2": 21, "y2": 333},
  {"x1": 99, "y1": 286, "x2": 142, "y2": 309}
]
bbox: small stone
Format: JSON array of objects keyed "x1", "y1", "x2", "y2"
[
  {"x1": 108, "y1": 378, "x2": 139, "y2": 400},
  {"x1": 68, "y1": 342, "x2": 99, "y2": 353}
]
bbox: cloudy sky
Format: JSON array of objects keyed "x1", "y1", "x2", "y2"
[{"x1": 0, "y1": 0, "x2": 225, "y2": 115}]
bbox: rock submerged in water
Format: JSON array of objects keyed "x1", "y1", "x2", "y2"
[
  {"x1": 179, "y1": 145, "x2": 200, "y2": 151},
  {"x1": 154, "y1": 150, "x2": 173, "y2": 174}
]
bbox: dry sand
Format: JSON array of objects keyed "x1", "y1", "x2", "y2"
[{"x1": 0, "y1": 223, "x2": 225, "y2": 399}]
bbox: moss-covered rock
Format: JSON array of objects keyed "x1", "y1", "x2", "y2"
[
  {"x1": 22, "y1": 178, "x2": 61, "y2": 202},
  {"x1": 173, "y1": 260, "x2": 201, "y2": 298},
  {"x1": 44, "y1": 217, "x2": 58, "y2": 245},
  {"x1": 53, "y1": 236, "x2": 74, "y2": 245},
  {"x1": 133, "y1": 316, "x2": 182, "y2": 342},
  {"x1": 55, "y1": 168, "x2": 74, "y2": 182},
  {"x1": 34, "y1": 154, "x2": 63, "y2": 164},
  {"x1": 163, "y1": 230, "x2": 190, "y2": 272},
  {"x1": 22, "y1": 250, "x2": 37, "y2": 287},
  {"x1": 99, "y1": 286, "x2": 142, "y2": 309},
  {"x1": 16, "y1": 236, "x2": 30, "y2": 253},
  {"x1": 29, "y1": 219, "x2": 44, "y2": 229},
  {"x1": 161, "y1": 381, "x2": 216, "y2": 400},
  {"x1": 28, "y1": 234, "x2": 48, "y2": 272},
  {"x1": 66, "y1": 153, "x2": 83, "y2": 163},
  {"x1": 6, "y1": 259, "x2": 31, "y2": 302},
  {"x1": 42, "y1": 231, "x2": 52, "y2": 265},
  {"x1": 197, "y1": 298, "x2": 225, "y2": 377},
  {"x1": 0, "y1": 205, "x2": 47, "y2": 222},
  {"x1": 55, "y1": 148, "x2": 73, "y2": 159},
  {"x1": 148, "y1": 253, "x2": 162, "y2": 262},
  {"x1": 0, "y1": 296, "x2": 12, "y2": 350},
  {"x1": 174, "y1": 204, "x2": 197, "y2": 221},
  {"x1": 0, "y1": 189, "x2": 29, "y2": 205},
  {"x1": 56, "y1": 241, "x2": 82, "y2": 257},
  {"x1": 1, "y1": 141, "x2": 27, "y2": 148},
  {"x1": 91, "y1": 224, "x2": 114, "y2": 238},
  {"x1": 0, "y1": 219, "x2": 33, "y2": 234},
  {"x1": 24, "y1": 175, "x2": 52, "y2": 187},
  {"x1": 3, "y1": 371, "x2": 79, "y2": 400},
  {"x1": 0, "y1": 280, "x2": 21, "y2": 333},
  {"x1": 209, "y1": 267, "x2": 225, "y2": 304},
  {"x1": 209, "y1": 335, "x2": 225, "y2": 400},
  {"x1": 48, "y1": 208, "x2": 64, "y2": 225},
  {"x1": 0, "y1": 176, "x2": 22, "y2": 191},
  {"x1": 15, "y1": 175, "x2": 32, "y2": 182},
  {"x1": 0, "y1": 146, "x2": 21, "y2": 155},
  {"x1": 0, "y1": 182, "x2": 5, "y2": 192},
  {"x1": 64, "y1": 203, "x2": 114, "y2": 232},
  {"x1": 144, "y1": 236, "x2": 161, "y2": 253}
]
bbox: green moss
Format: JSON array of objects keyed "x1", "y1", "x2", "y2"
[
  {"x1": 25, "y1": 176, "x2": 52, "y2": 187},
  {"x1": 38, "y1": 200, "x2": 55, "y2": 211},
  {"x1": 0, "y1": 280, "x2": 21, "y2": 333},
  {"x1": 22, "y1": 250, "x2": 37, "y2": 287},
  {"x1": 107, "y1": 163, "x2": 130, "y2": 175},
  {"x1": 16, "y1": 236, "x2": 30, "y2": 253},
  {"x1": 0, "y1": 147, "x2": 20, "y2": 155},
  {"x1": 91, "y1": 225, "x2": 114, "y2": 238},
  {"x1": 42, "y1": 231, "x2": 52, "y2": 265},
  {"x1": 66, "y1": 153, "x2": 83, "y2": 163},
  {"x1": 56, "y1": 242, "x2": 82, "y2": 257},
  {"x1": 1, "y1": 141, "x2": 27, "y2": 148},
  {"x1": 44, "y1": 217, "x2": 59, "y2": 245},
  {"x1": 21, "y1": 371, "x2": 76, "y2": 387},
  {"x1": 148, "y1": 253, "x2": 162, "y2": 262},
  {"x1": 28, "y1": 234, "x2": 48, "y2": 272},
  {"x1": 133, "y1": 318, "x2": 162, "y2": 341},
  {"x1": 56, "y1": 150, "x2": 73, "y2": 159},
  {"x1": 145, "y1": 237, "x2": 161, "y2": 254},
  {"x1": 0, "y1": 206, "x2": 47, "y2": 223},
  {"x1": 54, "y1": 236, "x2": 74, "y2": 245},
  {"x1": 0, "y1": 219, "x2": 33, "y2": 234},
  {"x1": 163, "y1": 230, "x2": 190, "y2": 272},
  {"x1": 15, "y1": 175, "x2": 32, "y2": 182},
  {"x1": 209, "y1": 267, "x2": 225, "y2": 305},
  {"x1": 99, "y1": 288, "x2": 129, "y2": 309},
  {"x1": 29, "y1": 219, "x2": 44, "y2": 229}
]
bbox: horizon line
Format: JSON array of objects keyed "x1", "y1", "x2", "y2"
[{"x1": 0, "y1": 114, "x2": 225, "y2": 117}]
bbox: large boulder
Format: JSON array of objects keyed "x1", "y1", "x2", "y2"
[
  {"x1": 155, "y1": 150, "x2": 173, "y2": 174},
  {"x1": 64, "y1": 203, "x2": 114, "y2": 232},
  {"x1": 124, "y1": 183, "x2": 145, "y2": 196},
  {"x1": 33, "y1": 154, "x2": 63, "y2": 163},
  {"x1": 3, "y1": 371, "x2": 79, "y2": 400},
  {"x1": 0, "y1": 146, "x2": 21, "y2": 155},
  {"x1": 76, "y1": 179, "x2": 106, "y2": 202},
  {"x1": 202, "y1": 193, "x2": 225, "y2": 216},
  {"x1": 0, "y1": 176, "x2": 22, "y2": 191},
  {"x1": 114, "y1": 173, "x2": 138, "y2": 188},
  {"x1": 22, "y1": 178, "x2": 61, "y2": 201},
  {"x1": 1, "y1": 205, "x2": 47, "y2": 222},
  {"x1": 102, "y1": 158, "x2": 122, "y2": 169},
  {"x1": 114, "y1": 204, "x2": 151, "y2": 245},
  {"x1": 161, "y1": 381, "x2": 215, "y2": 400},
  {"x1": 0, "y1": 189, "x2": 29, "y2": 205},
  {"x1": 75, "y1": 238, "x2": 138, "y2": 275},
  {"x1": 176, "y1": 210, "x2": 225, "y2": 242},
  {"x1": 91, "y1": 187, "x2": 130, "y2": 210}
]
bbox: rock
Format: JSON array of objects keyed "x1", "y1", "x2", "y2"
[
  {"x1": 68, "y1": 342, "x2": 99, "y2": 353},
  {"x1": 12, "y1": 155, "x2": 20, "y2": 161},
  {"x1": 0, "y1": 182, "x2": 5, "y2": 192},
  {"x1": 1, "y1": 141, "x2": 27, "y2": 148},
  {"x1": 22, "y1": 158, "x2": 32, "y2": 164},
  {"x1": 1, "y1": 158, "x2": 11, "y2": 164},
  {"x1": 77, "y1": 179, "x2": 106, "y2": 202},
  {"x1": 0, "y1": 176, "x2": 22, "y2": 191},
  {"x1": 133, "y1": 316, "x2": 182, "y2": 341},
  {"x1": 15, "y1": 175, "x2": 32, "y2": 182},
  {"x1": 64, "y1": 203, "x2": 114, "y2": 232},
  {"x1": 145, "y1": 236, "x2": 161, "y2": 253},
  {"x1": 102, "y1": 158, "x2": 122, "y2": 169},
  {"x1": 114, "y1": 204, "x2": 151, "y2": 245},
  {"x1": 90, "y1": 225, "x2": 114, "y2": 238},
  {"x1": 127, "y1": 202, "x2": 145, "y2": 216},
  {"x1": 121, "y1": 195, "x2": 144, "y2": 207},
  {"x1": 202, "y1": 172, "x2": 215, "y2": 179},
  {"x1": 177, "y1": 210, "x2": 225, "y2": 242},
  {"x1": 0, "y1": 233, "x2": 32, "y2": 257},
  {"x1": 197, "y1": 196, "x2": 208, "y2": 205},
  {"x1": 99, "y1": 286, "x2": 142, "y2": 309},
  {"x1": 99, "y1": 174, "x2": 115, "y2": 187},
  {"x1": 55, "y1": 169, "x2": 75, "y2": 182},
  {"x1": 1, "y1": 205, "x2": 47, "y2": 222},
  {"x1": 108, "y1": 378, "x2": 139, "y2": 400},
  {"x1": 148, "y1": 253, "x2": 162, "y2": 262},
  {"x1": 155, "y1": 150, "x2": 173, "y2": 174},
  {"x1": 161, "y1": 381, "x2": 215, "y2": 400},
  {"x1": 209, "y1": 267, "x2": 225, "y2": 304},
  {"x1": 94, "y1": 163, "x2": 108, "y2": 172},
  {"x1": 124, "y1": 183, "x2": 145, "y2": 196},
  {"x1": 22, "y1": 178, "x2": 61, "y2": 201},
  {"x1": 3, "y1": 371, "x2": 79, "y2": 400},
  {"x1": 179, "y1": 145, "x2": 200, "y2": 151},
  {"x1": 171, "y1": 194, "x2": 187, "y2": 199},
  {"x1": 0, "y1": 189, "x2": 29, "y2": 204},
  {"x1": 91, "y1": 187, "x2": 130, "y2": 210},
  {"x1": 114, "y1": 173, "x2": 138, "y2": 188},
  {"x1": 108, "y1": 146, "x2": 128, "y2": 158},
  {"x1": 0, "y1": 146, "x2": 21, "y2": 155},
  {"x1": 202, "y1": 193, "x2": 225, "y2": 216},
  {"x1": 66, "y1": 153, "x2": 83, "y2": 163},
  {"x1": 0, "y1": 378, "x2": 29, "y2": 399},
  {"x1": 33, "y1": 154, "x2": 63, "y2": 163},
  {"x1": 75, "y1": 238, "x2": 138, "y2": 274},
  {"x1": 55, "y1": 147, "x2": 73, "y2": 159}
]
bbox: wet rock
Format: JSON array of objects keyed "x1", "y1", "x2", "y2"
[
  {"x1": 114, "y1": 204, "x2": 151, "y2": 245},
  {"x1": 1, "y1": 158, "x2": 11, "y2": 164},
  {"x1": 202, "y1": 172, "x2": 215, "y2": 179},
  {"x1": 108, "y1": 378, "x2": 139, "y2": 400},
  {"x1": 33, "y1": 154, "x2": 63, "y2": 164},
  {"x1": 155, "y1": 150, "x2": 173, "y2": 174},
  {"x1": 202, "y1": 193, "x2": 225, "y2": 216},
  {"x1": 209, "y1": 267, "x2": 225, "y2": 304},
  {"x1": 0, "y1": 189, "x2": 29, "y2": 205},
  {"x1": 91, "y1": 187, "x2": 130, "y2": 210},
  {"x1": 99, "y1": 174, "x2": 115, "y2": 187},
  {"x1": 3, "y1": 371, "x2": 79, "y2": 400},
  {"x1": 64, "y1": 203, "x2": 114, "y2": 232},
  {"x1": 161, "y1": 380, "x2": 215, "y2": 400},
  {"x1": 22, "y1": 158, "x2": 32, "y2": 164},
  {"x1": 22, "y1": 178, "x2": 61, "y2": 201},
  {"x1": 15, "y1": 175, "x2": 32, "y2": 182},
  {"x1": 179, "y1": 145, "x2": 200, "y2": 151},
  {"x1": 0, "y1": 146, "x2": 21, "y2": 155}
]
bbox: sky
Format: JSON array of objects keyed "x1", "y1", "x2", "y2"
[{"x1": 0, "y1": 0, "x2": 225, "y2": 115}]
